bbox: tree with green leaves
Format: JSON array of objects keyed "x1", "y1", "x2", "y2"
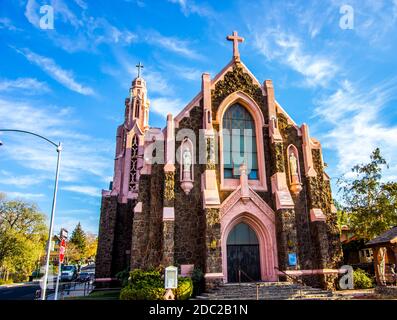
[
  {"x1": 69, "y1": 222, "x2": 87, "y2": 255},
  {"x1": 339, "y1": 148, "x2": 397, "y2": 240},
  {"x1": 0, "y1": 194, "x2": 47, "y2": 282}
]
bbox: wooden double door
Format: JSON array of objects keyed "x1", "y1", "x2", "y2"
[{"x1": 227, "y1": 222, "x2": 261, "y2": 282}]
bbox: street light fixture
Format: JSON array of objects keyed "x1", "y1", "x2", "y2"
[{"x1": 0, "y1": 129, "x2": 62, "y2": 300}]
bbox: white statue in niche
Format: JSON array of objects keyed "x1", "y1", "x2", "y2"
[
  {"x1": 289, "y1": 153, "x2": 298, "y2": 177},
  {"x1": 183, "y1": 148, "x2": 192, "y2": 180},
  {"x1": 288, "y1": 151, "x2": 302, "y2": 195},
  {"x1": 181, "y1": 146, "x2": 194, "y2": 195}
]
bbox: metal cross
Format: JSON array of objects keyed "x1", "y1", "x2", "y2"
[
  {"x1": 226, "y1": 31, "x2": 244, "y2": 60},
  {"x1": 136, "y1": 62, "x2": 144, "y2": 78}
]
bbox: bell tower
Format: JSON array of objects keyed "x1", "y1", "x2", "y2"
[{"x1": 124, "y1": 62, "x2": 150, "y2": 132}]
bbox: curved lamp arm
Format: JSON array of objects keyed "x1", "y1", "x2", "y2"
[{"x1": 0, "y1": 129, "x2": 60, "y2": 149}]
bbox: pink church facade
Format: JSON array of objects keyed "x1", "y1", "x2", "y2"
[{"x1": 96, "y1": 32, "x2": 343, "y2": 289}]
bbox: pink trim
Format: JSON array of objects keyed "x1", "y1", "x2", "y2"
[
  {"x1": 220, "y1": 187, "x2": 278, "y2": 283},
  {"x1": 301, "y1": 124, "x2": 317, "y2": 177},
  {"x1": 279, "y1": 269, "x2": 344, "y2": 276},
  {"x1": 310, "y1": 208, "x2": 326, "y2": 222},
  {"x1": 95, "y1": 278, "x2": 118, "y2": 282},
  {"x1": 216, "y1": 91, "x2": 268, "y2": 192}
]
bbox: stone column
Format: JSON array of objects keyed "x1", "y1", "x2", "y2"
[
  {"x1": 204, "y1": 208, "x2": 223, "y2": 289},
  {"x1": 162, "y1": 169, "x2": 175, "y2": 266},
  {"x1": 162, "y1": 114, "x2": 176, "y2": 266}
]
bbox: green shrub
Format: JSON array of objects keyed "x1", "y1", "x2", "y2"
[
  {"x1": 175, "y1": 277, "x2": 193, "y2": 300},
  {"x1": 354, "y1": 268, "x2": 374, "y2": 289},
  {"x1": 191, "y1": 268, "x2": 204, "y2": 297},
  {"x1": 119, "y1": 269, "x2": 193, "y2": 300},
  {"x1": 116, "y1": 268, "x2": 130, "y2": 287},
  {"x1": 120, "y1": 269, "x2": 165, "y2": 300}
]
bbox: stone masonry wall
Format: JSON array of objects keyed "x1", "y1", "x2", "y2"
[
  {"x1": 95, "y1": 195, "x2": 118, "y2": 278},
  {"x1": 174, "y1": 104, "x2": 207, "y2": 271}
]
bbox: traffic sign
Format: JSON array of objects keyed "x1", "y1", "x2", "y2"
[{"x1": 59, "y1": 239, "x2": 66, "y2": 264}]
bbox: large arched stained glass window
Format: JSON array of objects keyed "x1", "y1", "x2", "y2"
[{"x1": 222, "y1": 103, "x2": 258, "y2": 180}]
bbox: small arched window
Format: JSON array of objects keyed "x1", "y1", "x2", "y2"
[{"x1": 222, "y1": 103, "x2": 258, "y2": 180}]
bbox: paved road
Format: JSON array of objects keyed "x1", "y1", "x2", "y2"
[{"x1": 0, "y1": 283, "x2": 41, "y2": 300}]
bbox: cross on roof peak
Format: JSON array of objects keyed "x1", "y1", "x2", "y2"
[
  {"x1": 226, "y1": 31, "x2": 244, "y2": 61},
  {"x1": 136, "y1": 62, "x2": 144, "y2": 78}
]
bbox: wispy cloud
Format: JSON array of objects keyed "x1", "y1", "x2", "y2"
[
  {"x1": 0, "y1": 78, "x2": 50, "y2": 94},
  {"x1": 253, "y1": 30, "x2": 338, "y2": 87},
  {"x1": 0, "y1": 98, "x2": 113, "y2": 185},
  {"x1": 167, "y1": 0, "x2": 215, "y2": 18},
  {"x1": 0, "y1": 170, "x2": 49, "y2": 188},
  {"x1": 24, "y1": 0, "x2": 136, "y2": 53},
  {"x1": 150, "y1": 97, "x2": 185, "y2": 117},
  {"x1": 0, "y1": 17, "x2": 21, "y2": 31},
  {"x1": 144, "y1": 30, "x2": 203, "y2": 60},
  {"x1": 62, "y1": 185, "x2": 102, "y2": 197},
  {"x1": 14, "y1": 48, "x2": 94, "y2": 95},
  {"x1": 314, "y1": 78, "x2": 397, "y2": 176},
  {"x1": 1, "y1": 191, "x2": 46, "y2": 200}
]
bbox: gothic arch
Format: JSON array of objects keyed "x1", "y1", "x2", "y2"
[
  {"x1": 216, "y1": 91, "x2": 267, "y2": 191},
  {"x1": 220, "y1": 186, "x2": 278, "y2": 282}
]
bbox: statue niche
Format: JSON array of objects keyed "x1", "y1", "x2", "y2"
[
  {"x1": 287, "y1": 145, "x2": 302, "y2": 195},
  {"x1": 180, "y1": 138, "x2": 194, "y2": 195}
]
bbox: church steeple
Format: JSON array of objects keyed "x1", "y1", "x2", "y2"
[{"x1": 124, "y1": 62, "x2": 150, "y2": 132}]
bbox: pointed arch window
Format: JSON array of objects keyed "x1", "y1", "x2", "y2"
[
  {"x1": 129, "y1": 135, "x2": 139, "y2": 192},
  {"x1": 222, "y1": 103, "x2": 258, "y2": 180}
]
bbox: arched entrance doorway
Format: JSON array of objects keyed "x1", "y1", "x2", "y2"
[{"x1": 227, "y1": 222, "x2": 261, "y2": 282}]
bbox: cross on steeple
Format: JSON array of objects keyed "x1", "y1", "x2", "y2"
[
  {"x1": 136, "y1": 62, "x2": 144, "y2": 78},
  {"x1": 226, "y1": 31, "x2": 244, "y2": 61}
]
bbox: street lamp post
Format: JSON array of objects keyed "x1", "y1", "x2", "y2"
[{"x1": 0, "y1": 129, "x2": 62, "y2": 300}]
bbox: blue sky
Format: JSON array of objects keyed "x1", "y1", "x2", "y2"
[{"x1": 0, "y1": 0, "x2": 397, "y2": 234}]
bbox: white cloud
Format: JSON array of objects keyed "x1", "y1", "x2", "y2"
[
  {"x1": 0, "y1": 170, "x2": 49, "y2": 188},
  {"x1": 24, "y1": 0, "x2": 136, "y2": 53},
  {"x1": 1, "y1": 191, "x2": 46, "y2": 200},
  {"x1": 62, "y1": 185, "x2": 102, "y2": 197},
  {"x1": 167, "y1": 0, "x2": 214, "y2": 18},
  {"x1": 73, "y1": 0, "x2": 88, "y2": 10},
  {"x1": 0, "y1": 78, "x2": 50, "y2": 94},
  {"x1": 0, "y1": 17, "x2": 20, "y2": 31},
  {"x1": 150, "y1": 97, "x2": 185, "y2": 117},
  {"x1": 314, "y1": 78, "x2": 397, "y2": 177},
  {"x1": 24, "y1": 0, "x2": 40, "y2": 27},
  {"x1": 0, "y1": 98, "x2": 113, "y2": 186},
  {"x1": 14, "y1": 48, "x2": 94, "y2": 95},
  {"x1": 144, "y1": 30, "x2": 202, "y2": 60},
  {"x1": 253, "y1": 30, "x2": 338, "y2": 87}
]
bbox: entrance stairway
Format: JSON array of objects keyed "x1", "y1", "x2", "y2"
[{"x1": 195, "y1": 282, "x2": 335, "y2": 300}]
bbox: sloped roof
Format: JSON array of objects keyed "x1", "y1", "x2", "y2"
[{"x1": 366, "y1": 226, "x2": 397, "y2": 246}]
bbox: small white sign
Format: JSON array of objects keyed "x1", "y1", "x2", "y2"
[{"x1": 165, "y1": 266, "x2": 178, "y2": 289}]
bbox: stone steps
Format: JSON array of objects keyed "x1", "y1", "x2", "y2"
[{"x1": 195, "y1": 282, "x2": 334, "y2": 300}]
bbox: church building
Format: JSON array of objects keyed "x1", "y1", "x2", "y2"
[{"x1": 95, "y1": 32, "x2": 342, "y2": 289}]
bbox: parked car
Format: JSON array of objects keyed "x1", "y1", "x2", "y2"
[
  {"x1": 60, "y1": 265, "x2": 77, "y2": 282},
  {"x1": 77, "y1": 272, "x2": 91, "y2": 282}
]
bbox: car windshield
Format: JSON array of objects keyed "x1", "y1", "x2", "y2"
[{"x1": 62, "y1": 266, "x2": 74, "y2": 271}]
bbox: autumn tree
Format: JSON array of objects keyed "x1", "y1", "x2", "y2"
[
  {"x1": 0, "y1": 195, "x2": 47, "y2": 282},
  {"x1": 339, "y1": 148, "x2": 397, "y2": 240}
]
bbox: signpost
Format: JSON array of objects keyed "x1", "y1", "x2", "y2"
[{"x1": 54, "y1": 231, "x2": 67, "y2": 300}]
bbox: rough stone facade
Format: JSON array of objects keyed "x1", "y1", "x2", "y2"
[{"x1": 95, "y1": 36, "x2": 343, "y2": 290}]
